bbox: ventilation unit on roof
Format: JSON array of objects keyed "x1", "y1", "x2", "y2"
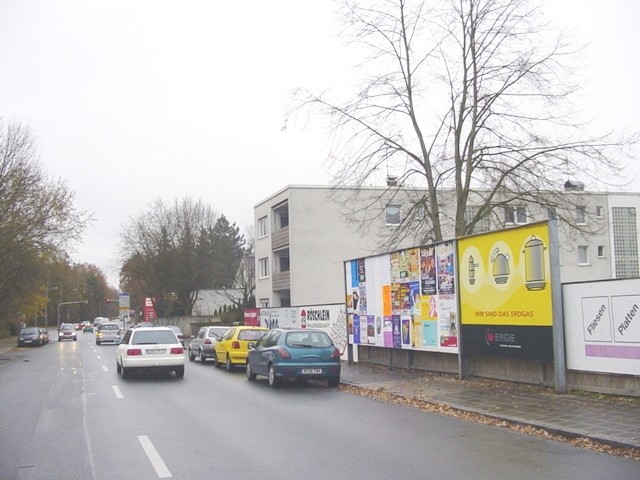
[
  {"x1": 564, "y1": 180, "x2": 585, "y2": 191},
  {"x1": 387, "y1": 175, "x2": 398, "y2": 186}
]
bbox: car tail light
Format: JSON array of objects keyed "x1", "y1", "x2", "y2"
[
  {"x1": 204, "y1": 339, "x2": 212, "y2": 345},
  {"x1": 331, "y1": 347, "x2": 341, "y2": 359},
  {"x1": 277, "y1": 347, "x2": 291, "y2": 359},
  {"x1": 170, "y1": 347, "x2": 183, "y2": 354},
  {"x1": 127, "y1": 348, "x2": 142, "y2": 356},
  {"x1": 231, "y1": 341, "x2": 240, "y2": 349}
]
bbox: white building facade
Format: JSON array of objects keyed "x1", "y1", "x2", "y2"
[{"x1": 254, "y1": 185, "x2": 638, "y2": 308}]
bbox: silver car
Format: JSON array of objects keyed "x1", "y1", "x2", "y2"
[
  {"x1": 95, "y1": 322, "x2": 121, "y2": 345},
  {"x1": 188, "y1": 326, "x2": 229, "y2": 363}
]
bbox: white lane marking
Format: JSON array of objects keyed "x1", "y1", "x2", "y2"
[
  {"x1": 138, "y1": 435, "x2": 172, "y2": 478},
  {"x1": 35, "y1": 409, "x2": 52, "y2": 434},
  {"x1": 102, "y1": 365, "x2": 108, "y2": 372},
  {"x1": 96, "y1": 355, "x2": 101, "y2": 360},
  {"x1": 112, "y1": 385, "x2": 124, "y2": 399}
]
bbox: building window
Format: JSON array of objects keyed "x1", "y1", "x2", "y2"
[
  {"x1": 505, "y1": 205, "x2": 527, "y2": 225},
  {"x1": 259, "y1": 257, "x2": 269, "y2": 278},
  {"x1": 612, "y1": 207, "x2": 640, "y2": 278},
  {"x1": 578, "y1": 246, "x2": 589, "y2": 265},
  {"x1": 258, "y1": 216, "x2": 268, "y2": 238},
  {"x1": 597, "y1": 245, "x2": 605, "y2": 258},
  {"x1": 259, "y1": 298, "x2": 270, "y2": 308},
  {"x1": 575, "y1": 206, "x2": 587, "y2": 225},
  {"x1": 464, "y1": 205, "x2": 490, "y2": 233},
  {"x1": 386, "y1": 205, "x2": 401, "y2": 226},
  {"x1": 595, "y1": 206, "x2": 603, "y2": 218}
]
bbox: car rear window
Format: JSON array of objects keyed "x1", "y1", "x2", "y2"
[
  {"x1": 100, "y1": 324, "x2": 119, "y2": 330},
  {"x1": 131, "y1": 330, "x2": 178, "y2": 345},
  {"x1": 285, "y1": 331, "x2": 332, "y2": 348},
  {"x1": 238, "y1": 329, "x2": 266, "y2": 341}
]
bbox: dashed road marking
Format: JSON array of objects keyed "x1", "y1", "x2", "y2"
[
  {"x1": 112, "y1": 385, "x2": 124, "y2": 399},
  {"x1": 138, "y1": 435, "x2": 172, "y2": 478}
]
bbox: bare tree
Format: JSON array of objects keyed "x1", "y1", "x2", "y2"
[
  {"x1": 0, "y1": 119, "x2": 89, "y2": 331},
  {"x1": 288, "y1": 0, "x2": 636, "y2": 247}
]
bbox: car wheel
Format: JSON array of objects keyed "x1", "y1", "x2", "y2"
[
  {"x1": 74, "y1": 338, "x2": 77, "y2": 341},
  {"x1": 327, "y1": 376, "x2": 340, "y2": 388},
  {"x1": 225, "y1": 355, "x2": 233, "y2": 371},
  {"x1": 268, "y1": 365, "x2": 279, "y2": 388},
  {"x1": 188, "y1": 348, "x2": 195, "y2": 361},
  {"x1": 121, "y1": 366, "x2": 129, "y2": 379},
  {"x1": 246, "y1": 362, "x2": 257, "y2": 381},
  {"x1": 96, "y1": 341, "x2": 100, "y2": 346},
  {"x1": 175, "y1": 366, "x2": 185, "y2": 378},
  {"x1": 199, "y1": 350, "x2": 207, "y2": 364},
  {"x1": 116, "y1": 360, "x2": 121, "y2": 374},
  {"x1": 213, "y1": 353, "x2": 220, "y2": 368}
]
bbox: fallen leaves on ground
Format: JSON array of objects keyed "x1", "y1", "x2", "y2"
[{"x1": 339, "y1": 384, "x2": 640, "y2": 461}]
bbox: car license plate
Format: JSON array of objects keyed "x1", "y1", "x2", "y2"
[
  {"x1": 147, "y1": 349, "x2": 166, "y2": 354},
  {"x1": 301, "y1": 368, "x2": 322, "y2": 375}
]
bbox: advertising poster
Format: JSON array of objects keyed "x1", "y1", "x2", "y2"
[
  {"x1": 353, "y1": 314, "x2": 361, "y2": 344},
  {"x1": 563, "y1": 279, "x2": 640, "y2": 375},
  {"x1": 383, "y1": 317, "x2": 393, "y2": 347},
  {"x1": 345, "y1": 241, "x2": 459, "y2": 354},
  {"x1": 457, "y1": 222, "x2": 553, "y2": 361},
  {"x1": 392, "y1": 316, "x2": 402, "y2": 348}
]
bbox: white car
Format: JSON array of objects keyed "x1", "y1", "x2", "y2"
[{"x1": 116, "y1": 327, "x2": 185, "y2": 379}]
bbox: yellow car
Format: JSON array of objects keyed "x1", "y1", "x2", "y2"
[{"x1": 213, "y1": 326, "x2": 268, "y2": 371}]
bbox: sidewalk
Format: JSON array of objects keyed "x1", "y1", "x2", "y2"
[
  {"x1": 2, "y1": 335, "x2": 637, "y2": 456},
  {"x1": 340, "y1": 362, "x2": 640, "y2": 455}
]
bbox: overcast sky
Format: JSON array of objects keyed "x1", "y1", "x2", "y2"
[{"x1": 1, "y1": 0, "x2": 638, "y2": 288}]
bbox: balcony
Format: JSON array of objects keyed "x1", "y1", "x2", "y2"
[
  {"x1": 271, "y1": 226, "x2": 289, "y2": 251},
  {"x1": 272, "y1": 270, "x2": 290, "y2": 292}
]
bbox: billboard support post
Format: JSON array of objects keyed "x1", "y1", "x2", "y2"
[{"x1": 549, "y1": 219, "x2": 567, "y2": 393}]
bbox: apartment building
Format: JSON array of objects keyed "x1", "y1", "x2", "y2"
[{"x1": 254, "y1": 184, "x2": 639, "y2": 307}]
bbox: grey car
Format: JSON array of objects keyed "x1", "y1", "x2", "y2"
[
  {"x1": 96, "y1": 322, "x2": 121, "y2": 345},
  {"x1": 188, "y1": 326, "x2": 229, "y2": 363}
]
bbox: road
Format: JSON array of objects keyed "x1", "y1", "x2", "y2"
[{"x1": 0, "y1": 333, "x2": 637, "y2": 479}]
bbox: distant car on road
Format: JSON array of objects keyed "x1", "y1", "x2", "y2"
[
  {"x1": 116, "y1": 327, "x2": 185, "y2": 379},
  {"x1": 39, "y1": 328, "x2": 50, "y2": 344},
  {"x1": 95, "y1": 322, "x2": 122, "y2": 345},
  {"x1": 167, "y1": 325, "x2": 186, "y2": 346},
  {"x1": 58, "y1": 323, "x2": 77, "y2": 341},
  {"x1": 17, "y1": 327, "x2": 45, "y2": 347},
  {"x1": 188, "y1": 325, "x2": 229, "y2": 363},
  {"x1": 213, "y1": 326, "x2": 268, "y2": 371},
  {"x1": 246, "y1": 328, "x2": 341, "y2": 388}
]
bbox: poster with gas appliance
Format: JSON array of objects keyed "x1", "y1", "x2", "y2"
[
  {"x1": 457, "y1": 222, "x2": 554, "y2": 361},
  {"x1": 345, "y1": 241, "x2": 459, "y2": 354}
]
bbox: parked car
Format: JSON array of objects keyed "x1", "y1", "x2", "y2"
[
  {"x1": 58, "y1": 323, "x2": 77, "y2": 341},
  {"x1": 95, "y1": 322, "x2": 122, "y2": 345},
  {"x1": 39, "y1": 328, "x2": 50, "y2": 344},
  {"x1": 167, "y1": 326, "x2": 186, "y2": 346},
  {"x1": 188, "y1": 326, "x2": 230, "y2": 363},
  {"x1": 246, "y1": 328, "x2": 341, "y2": 388},
  {"x1": 17, "y1": 327, "x2": 45, "y2": 347},
  {"x1": 116, "y1": 327, "x2": 185, "y2": 379},
  {"x1": 213, "y1": 326, "x2": 268, "y2": 371}
]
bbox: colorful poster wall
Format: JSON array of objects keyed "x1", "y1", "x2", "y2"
[
  {"x1": 563, "y1": 279, "x2": 640, "y2": 375},
  {"x1": 345, "y1": 241, "x2": 459, "y2": 354},
  {"x1": 457, "y1": 222, "x2": 554, "y2": 361}
]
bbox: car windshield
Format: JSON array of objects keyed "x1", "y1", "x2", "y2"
[
  {"x1": 285, "y1": 331, "x2": 332, "y2": 348},
  {"x1": 61, "y1": 325, "x2": 74, "y2": 331},
  {"x1": 21, "y1": 328, "x2": 39, "y2": 334},
  {"x1": 238, "y1": 329, "x2": 266, "y2": 341},
  {"x1": 131, "y1": 330, "x2": 178, "y2": 345},
  {"x1": 100, "y1": 324, "x2": 119, "y2": 330}
]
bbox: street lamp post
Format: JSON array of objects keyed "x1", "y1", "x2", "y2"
[{"x1": 57, "y1": 300, "x2": 88, "y2": 330}]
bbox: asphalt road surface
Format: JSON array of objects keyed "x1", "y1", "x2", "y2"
[{"x1": 0, "y1": 333, "x2": 637, "y2": 479}]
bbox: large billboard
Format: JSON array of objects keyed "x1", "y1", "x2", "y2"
[
  {"x1": 344, "y1": 241, "x2": 459, "y2": 354},
  {"x1": 457, "y1": 222, "x2": 554, "y2": 361},
  {"x1": 563, "y1": 278, "x2": 640, "y2": 375}
]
